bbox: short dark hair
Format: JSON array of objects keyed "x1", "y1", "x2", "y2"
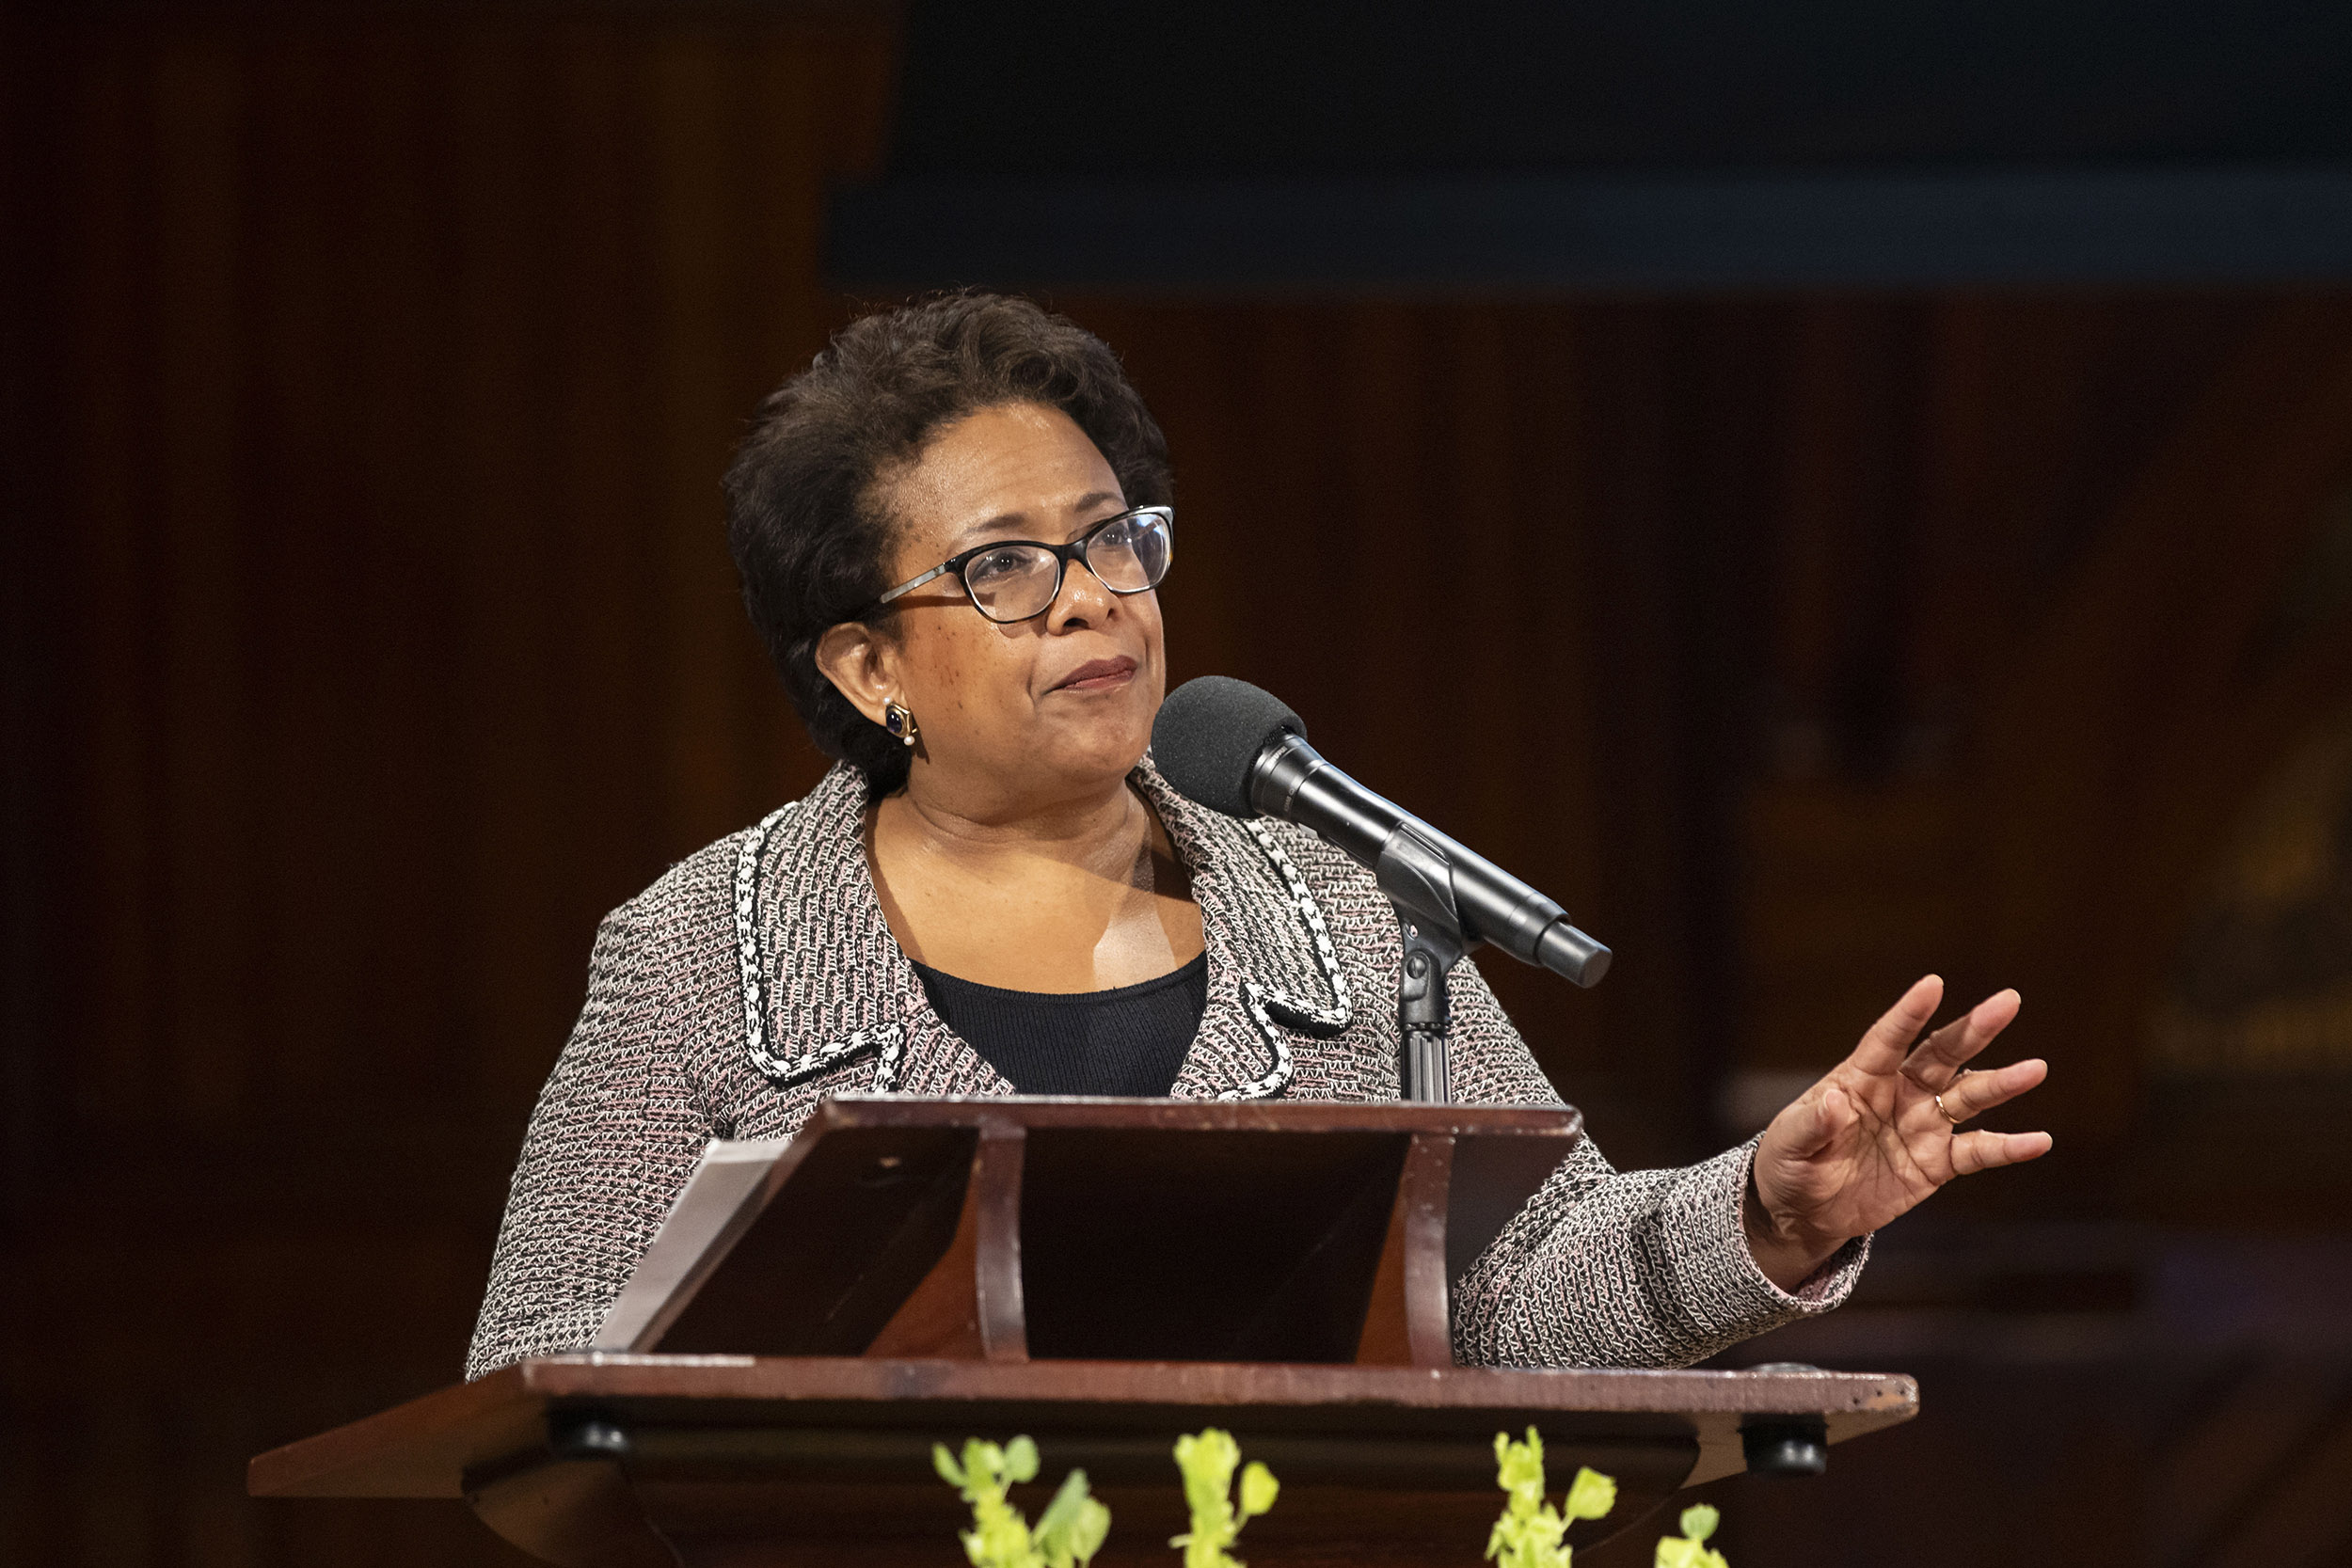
[{"x1": 725, "y1": 293, "x2": 1173, "y2": 794}]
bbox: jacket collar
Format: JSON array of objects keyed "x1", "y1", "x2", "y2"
[{"x1": 736, "y1": 760, "x2": 1353, "y2": 1102}]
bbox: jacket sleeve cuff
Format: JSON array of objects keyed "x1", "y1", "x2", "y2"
[{"x1": 1661, "y1": 1136, "x2": 1870, "y2": 1340}]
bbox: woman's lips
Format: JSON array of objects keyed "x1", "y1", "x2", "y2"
[{"x1": 1052, "y1": 656, "x2": 1138, "y2": 692}]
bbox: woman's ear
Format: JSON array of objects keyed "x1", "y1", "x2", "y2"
[{"x1": 814, "y1": 622, "x2": 897, "y2": 726}]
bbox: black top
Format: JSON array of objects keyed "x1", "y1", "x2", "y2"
[{"x1": 911, "y1": 953, "x2": 1208, "y2": 1097}]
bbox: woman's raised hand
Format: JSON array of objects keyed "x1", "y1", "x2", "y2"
[{"x1": 1742, "y1": 975, "x2": 2052, "y2": 1291}]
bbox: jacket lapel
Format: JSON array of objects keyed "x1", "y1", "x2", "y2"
[
  {"x1": 1136, "y1": 763, "x2": 1355, "y2": 1101},
  {"x1": 747, "y1": 764, "x2": 1009, "y2": 1100}
]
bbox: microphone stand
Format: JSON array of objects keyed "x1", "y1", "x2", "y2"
[{"x1": 1375, "y1": 824, "x2": 1469, "y2": 1104}]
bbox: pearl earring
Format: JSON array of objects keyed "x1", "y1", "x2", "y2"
[{"x1": 882, "y1": 701, "x2": 918, "y2": 746}]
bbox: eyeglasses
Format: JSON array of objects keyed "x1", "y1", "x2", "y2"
[{"x1": 862, "y1": 505, "x2": 1173, "y2": 626}]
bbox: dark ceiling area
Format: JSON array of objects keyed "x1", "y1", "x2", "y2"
[
  {"x1": 831, "y1": 0, "x2": 2352, "y2": 291},
  {"x1": 888, "y1": 0, "x2": 2352, "y2": 178}
]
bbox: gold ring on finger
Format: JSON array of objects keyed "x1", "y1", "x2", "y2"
[{"x1": 1933, "y1": 1069, "x2": 1975, "y2": 1125}]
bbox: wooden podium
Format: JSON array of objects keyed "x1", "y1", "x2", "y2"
[{"x1": 249, "y1": 1099, "x2": 1916, "y2": 1566}]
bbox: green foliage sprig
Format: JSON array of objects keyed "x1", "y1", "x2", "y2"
[
  {"x1": 1169, "y1": 1428, "x2": 1279, "y2": 1568},
  {"x1": 932, "y1": 1425, "x2": 1728, "y2": 1568},
  {"x1": 932, "y1": 1436, "x2": 1110, "y2": 1568},
  {"x1": 1654, "y1": 1504, "x2": 1728, "y2": 1568},
  {"x1": 1485, "y1": 1427, "x2": 1617, "y2": 1568}
]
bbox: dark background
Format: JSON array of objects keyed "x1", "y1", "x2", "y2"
[{"x1": 8, "y1": 3, "x2": 2352, "y2": 1565}]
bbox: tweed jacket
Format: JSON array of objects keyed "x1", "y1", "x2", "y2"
[{"x1": 466, "y1": 760, "x2": 1865, "y2": 1380}]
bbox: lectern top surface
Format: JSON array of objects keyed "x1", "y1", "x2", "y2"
[
  {"x1": 811, "y1": 1095, "x2": 1585, "y2": 1136},
  {"x1": 248, "y1": 1354, "x2": 1916, "y2": 1502}
]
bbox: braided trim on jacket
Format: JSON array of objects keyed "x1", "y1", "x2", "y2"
[
  {"x1": 1244, "y1": 821, "x2": 1353, "y2": 1029},
  {"x1": 1216, "y1": 821, "x2": 1356, "y2": 1100},
  {"x1": 1224, "y1": 986, "x2": 1296, "y2": 1100},
  {"x1": 733, "y1": 802, "x2": 899, "y2": 1087},
  {"x1": 870, "y1": 1026, "x2": 906, "y2": 1093}
]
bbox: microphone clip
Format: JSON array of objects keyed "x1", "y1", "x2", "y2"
[{"x1": 1376, "y1": 824, "x2": 1467, "y2": 1105}]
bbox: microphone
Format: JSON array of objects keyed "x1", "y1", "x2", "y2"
[{"x1": 1152, "y1": 676, "x2": 1611, "y2": 988}]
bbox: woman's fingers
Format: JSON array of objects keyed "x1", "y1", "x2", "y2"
[
  {"x1": 1898, "y1": 988, "x2": 2022, "y2": 1091},
  {"x1": 1931, "y1": 1056, "x2": 2047, "y2": 1123},
  {"x1": 1947, "y1": 1128, "x2": 2054, "y2": 1177},
  {"x1": 1847, "y1": 975, "x2": 1947, "y2": 1075}
]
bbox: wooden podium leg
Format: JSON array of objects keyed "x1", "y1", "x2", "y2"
[
  {"x1": 1355, "y1": 1132, "x2": 1455, "y2": 1368},
  {"x1": 865, "y1": 1119, "x2": 1028, "y2": 1361}
]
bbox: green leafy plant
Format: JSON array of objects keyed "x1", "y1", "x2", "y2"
[
  {"x1": 1485, "y1": 1427, "x2": 1617, "y2": 1568},
  {"x1": 1169, "y1": 1428, "x2": 1279, "y2": 1568},
  {"x1": 932, "y1": 1436, "x2": 1111, "y2": 1568},
  {"x1": 1654, "y1": 1504, "x2": 1728, "y2": 1568}
]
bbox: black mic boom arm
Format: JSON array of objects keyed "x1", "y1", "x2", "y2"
[{"x1": 1248, "y1": 733, "x2": 1613, "y2": 990}]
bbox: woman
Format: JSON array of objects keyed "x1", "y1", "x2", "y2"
[{"x1": 466, "y1": 293, "x2": 2050, "y2": 1380}]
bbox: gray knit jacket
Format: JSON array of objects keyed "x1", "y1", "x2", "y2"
[{"x1": 466, "y1": 760, "x2": 1865, "y2": 1380}]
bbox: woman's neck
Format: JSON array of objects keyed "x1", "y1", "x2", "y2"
[
  {"x1": 866, "y1": 760, "x2": 1202, "y2": 991},
  {"x1": 882, "y1": 766, "x2": 1151, "y2": 879}
]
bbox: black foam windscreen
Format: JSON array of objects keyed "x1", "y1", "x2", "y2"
[{"x1": 1151, "y1": 676, "x2": 1307, "y2": 818}]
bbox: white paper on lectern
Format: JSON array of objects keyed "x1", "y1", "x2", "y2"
[{"x1": 591, "y1": 1136, "x2": 791, "y2": 1350}]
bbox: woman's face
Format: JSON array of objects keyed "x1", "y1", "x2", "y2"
[{"x1": 849, "y1": 401, "x2": 1166, "y2": 811}]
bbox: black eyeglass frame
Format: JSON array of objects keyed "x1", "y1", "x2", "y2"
[{"x1": 858, "y1": 505, "x2": 1174, "y2": 625}]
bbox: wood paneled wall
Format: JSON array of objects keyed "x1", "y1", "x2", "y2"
[
  {"x1": 4, "y1": 14, "x2": 896, "y2": 1566},
  {"x1": 9, "y1": 9, "x2": 2352, "y2": 1568}
]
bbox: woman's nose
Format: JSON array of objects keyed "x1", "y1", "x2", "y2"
[{"x1": 1045, "y1": 557, "x2": 1118, "y2": 626}]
